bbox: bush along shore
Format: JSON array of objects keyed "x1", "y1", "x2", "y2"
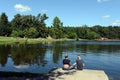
[
  {"x1": 0, "y1": 36, "x2": 75, "y2": 45},
  {"x1": 0, "y1": 36, "x2": 120, "y2": 45}
]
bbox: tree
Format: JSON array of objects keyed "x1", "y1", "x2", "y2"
[
  {"x1": 51, "y1": 16, "x2": 64, "y2": 39},
  {"x1": 11, "y1": 13, "x2": 48, "y2": 38},
  {"x1": 86, "y1": 31, "x2": 100, "y2": 39},
  {"x1": 24, "y1": 27, "x2": 38, "y2": 38},
  {"x1": 10, "y1": 30, "x2": 20, "y2": 38},
  {"x1": 35, "y1": 13, "x2": 48, "y2": 38},
  {"x1": 11, "y1": 14, "x2": 22, "y2": 30},
  {"x1": 80, "y1": 25, "x2": 90, "y2": 39},
  {"x1": 53, "y1": 16, "x2": 61, "y2": 27},
  {"x1": 0, "y1": 12, "x2": 11, "y2": 36},
  {"x1": 0, "y1": 13, "x2": 8, "y2": 24},
  {"x1": 67, "y1": 32, "x2": 78, "y2": 39}
]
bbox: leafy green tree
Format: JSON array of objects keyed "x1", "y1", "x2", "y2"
[
  {"x1": 11, "y1": 13, "x2": 48, "y2": 38},
  {"x1": 53, "y1": 16, "x2": 62, "y2": 27},
  {"x1": 113, "y1": 26, "x2": 120, "y2": 39},
  {"x1": 86, "y1": 31, "x2": 100, "y2": 39},
  {"x1": 24, "y1": 27, "x2": 38, "y2": 38},
  {"x1": 36, "y1": 13, "x2": 48, "y2": 38},
  {"x1": 10, "y1": 30, "x2": 20, "y2": 38},
  {"x1": 11, "y1": 14, "x2": 22, "y2": 30},
  {"x1": 0, "y1": 12, "x2": 11, "y2": 36},
  {"x1": 10, "y1": 30, "x2": 24, "y2": 38},
  {"x1": 51, "y1": 16, "x2": 64, "y2": 39},
  {"x1": 107, "y1": 26, "x2": 117, "y2": 39},
  {"x1": 80, "y1": 25, "x2": 90, "y2": 39},
  {"x1": 0, "y1": 13, "x2": 8, "y2": 24},
  {"x1": 0, "y1": 12, "x2": 119, "y2": 40},
  {"x1": 67, "y1": 32, "x2": 78, "y2": 39}
]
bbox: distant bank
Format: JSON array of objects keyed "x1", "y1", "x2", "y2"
[
  {"x1": 0, "y1": 36, "x2": 119, "y2": 45},
  {"x1": 0, "y1": 36, "x2": 75, "y2": 45}
]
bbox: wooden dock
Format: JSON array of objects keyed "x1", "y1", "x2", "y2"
[{"x1": 49, "y1": 68, "x2": 109, "y2": 80}]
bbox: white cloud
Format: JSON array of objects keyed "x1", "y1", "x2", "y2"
[
  {"x1": 112, "y1": 20, "x2": 120, "y2": 25},
  {"x1": 102, "y1": 15, "x2": 111, "y2": 19},
  {"x1": 14, "y1": 4, "x2": 31, "y2": 12},
  {"x1": 97, "y1": 0, "x2": 110, "y2": 3}
]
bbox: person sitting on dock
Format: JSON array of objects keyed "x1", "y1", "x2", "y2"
[
  {"x1": 63, "y1": 54, "x2": 71, "y2": 70},
  {"x1": 72, "y1": 55, "x2": 85, "y2": 70}
]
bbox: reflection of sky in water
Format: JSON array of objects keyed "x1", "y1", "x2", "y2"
[
  {"x1": 14, "y1": 64, "x2": 29, "y2": 69},
  {"x1": 0, "y1": 58, "x2": 15, "y2": 72}
]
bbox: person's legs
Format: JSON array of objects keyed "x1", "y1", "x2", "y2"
[
  {"x1": 77, "y1": 67, "x2": 83, "y2": 70},
  {"x1": 69, "y1": 65, "x2": 76, "y2": 70},
  {"x1": 62, "y1": 67, "x2": 69, "y2": 70}
]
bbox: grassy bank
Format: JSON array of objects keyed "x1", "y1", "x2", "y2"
[
  {"x1": 0, "y1": 36, "x2": 119, "y2": 45},
  {"x1": 0, "y1": 36, "x2": 74, "y2": 45}
]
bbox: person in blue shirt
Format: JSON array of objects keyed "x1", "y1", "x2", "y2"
[
  {"x1": 72, "y1": 55, "x2": 85, "y2": 70},
  {"x1": 63, "y1": 54, "x2": 71, "y2": 70}
]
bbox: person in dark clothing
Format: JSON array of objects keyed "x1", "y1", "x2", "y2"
[
  {"x1": 63, "y1": 54, "x2": 70, "y2": 70},
  {"x1": 72, "y1": 55, "x2": 85, "y2": 70}
]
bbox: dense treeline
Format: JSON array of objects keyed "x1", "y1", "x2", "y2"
[{"x1": 0, "y1": 12, "x2": 120, "y2": 39}]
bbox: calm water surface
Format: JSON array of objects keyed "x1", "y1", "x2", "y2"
[{"x1": 0, "y1": 41, "x2": 120, "y2": 80}]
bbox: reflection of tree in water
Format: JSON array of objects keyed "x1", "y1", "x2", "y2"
[
  {"x1": 0, "y1": 41, "x2": 119, "y2": 68},
  {"x1": 52, "y1": 41, "x2": 69, "y2": 64},
  {"x1": 0, "y1": 45, "x2": 11, "y2": 67},
  {"x1": 11, "y1": 44, "x2": 47, "y2": 67},
  {"x1": 52, "y1": 46, "x2": 63, "y2": 63},
  {"x1": 75, "y1": 44, "x2": 120, "y2": 54}
]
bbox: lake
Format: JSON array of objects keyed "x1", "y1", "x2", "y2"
[{"x1": 0, "y1": 41, "x2": 120, "y2": 80}]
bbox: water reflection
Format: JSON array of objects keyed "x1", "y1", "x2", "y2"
[
  {"x1": 14, "y1": 64, "x2": 29, "y2": 69},
  {"x1": 75, "y1": 44, "x2": 120, "y2": 54},
  {"x1": 0, "y1": 45, "x2": 11, "y2": 67},
  {"x1": 0, "y1": 41, "x2": 120, "y2": 69},
  {"x1": 0, "y1": 41, "x2": 120, "y2": 80},
  {"x1": 0, "y1": 44, "x2": 48, "y2": 68}
]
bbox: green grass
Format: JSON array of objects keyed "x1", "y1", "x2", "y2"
[{"x1": 0, "y1": 36, "x2": 74, "y2": 45}]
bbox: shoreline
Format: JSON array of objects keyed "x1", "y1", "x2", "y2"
[
  {"x1": 0, "y1": 36, "x2": 120, "y2": 45},
  {"x1": 0, "y1": 36, "x2": 75, "y2": 45}
]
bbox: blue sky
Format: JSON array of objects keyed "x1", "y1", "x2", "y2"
[{"x1": 0, "y1": 0, "x2": 120, "y2": 26}]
